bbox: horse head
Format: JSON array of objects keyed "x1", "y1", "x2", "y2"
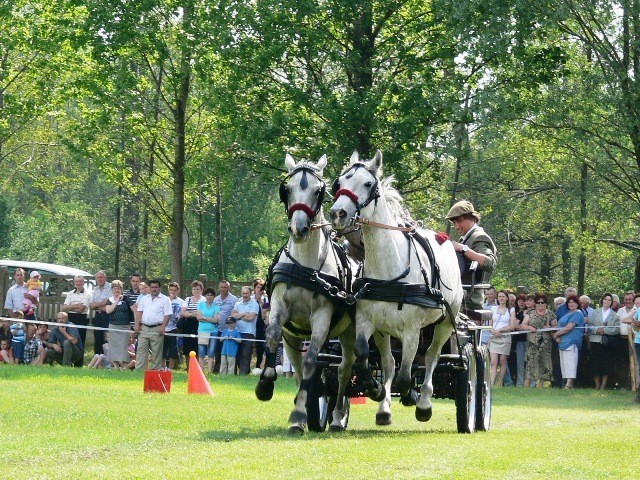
[
  {"x1": 330, "y1": 150, "x2": 382, "y2": 231},
  {"x1": 280, "y1": 153, "x2": 327, "y2": 242}
]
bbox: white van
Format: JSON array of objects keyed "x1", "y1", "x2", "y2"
[{"x1": 0, "y1": 259, "x2": 94, "y2": 296}]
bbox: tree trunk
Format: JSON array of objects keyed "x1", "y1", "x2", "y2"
[
  {"x1": 349, "y1": 6, "x2": 374, "y2": 155},
  {"x1": 577, "y1": 162, "x2": 588, "y2": 295},
  {"x1": 215, "y1": 175, "x2": 224, "y2": 280},
  {"x1": 562, "y1": 236, "x2": 572, "y2": 287}
]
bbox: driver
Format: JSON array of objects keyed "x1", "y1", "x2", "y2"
[{"x1": 446, "y1": 200, "x2": 497, "y2": 311}]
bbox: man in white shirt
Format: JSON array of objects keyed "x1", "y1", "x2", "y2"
[
  {"x1": 89, "y1": 271, "x2": 112, "y2": 355},
  {"x1": 62, "y1": 275, "x2": 91, "y2": 349},
  {"x1": 135, "y1": 279, "x2": 172, "y2": 370},
  {"x1": 4, "y1": 268, "x2": 29, "y2": 318}
]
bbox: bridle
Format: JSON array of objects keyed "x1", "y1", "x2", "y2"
[
  {"x1": 332, "y1": 163, "x2": 380, "y2": 219},
  {"x1": 332, "y1": 163, "x2": 414, "y2": 232},
  {"x1": 279, "y1": 165, "x2": 326, "y2": 221}
]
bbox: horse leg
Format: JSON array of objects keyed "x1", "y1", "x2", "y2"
[
  {"x1": 416, "y1": 320, "x2": 453, "y2": 422},
  {"x1": 372, "y1": 331, "x2": 394, "y2": 426},
  {"x1": 255, "y1": 306, "x2": 284, "y2": 401},
  {"x1": 288, "y1": 316, "x2": 330, "y2": 435},
  {"x1": 397, "y1": 327, "x2": 420, "y2": 408},
  {"x1": 353, "y1": 314, "x2": 386, "y2": 403},
  {"x1": 329, "y1": 322, "x2": 356, "y2": 432}
]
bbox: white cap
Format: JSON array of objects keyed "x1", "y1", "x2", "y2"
[{"x1": 30, "y1": 270, "x2": 40, "y2": 278}]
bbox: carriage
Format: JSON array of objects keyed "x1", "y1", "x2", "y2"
[{"x1": 258, "y1": 151, "x2": 492, "y2": 434}]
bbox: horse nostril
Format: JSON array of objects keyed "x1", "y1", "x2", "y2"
[
  {"x1": 338, "y1": 209, "x2": 347, "y2": 219},
  {"x1": 287, "y1": 226, "x2": 293, "y2": 234},
  {"x1": 299, "y1": 226, "x2": 309, "y2": 237}
]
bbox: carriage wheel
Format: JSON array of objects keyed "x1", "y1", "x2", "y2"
[
  {"x1": 475, "y1": 345, "x2": 492, "y2": 431},
  {"x1": 455, "y1": 343, "x2": 477, "y2": 434},
  {"x1": 307, "y1": 370, "x2": 337, "y2": 432}
]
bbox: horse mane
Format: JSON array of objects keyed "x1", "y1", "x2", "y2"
[{"x1": 379, "y1": 175, "x2": 414, "y2": 224}]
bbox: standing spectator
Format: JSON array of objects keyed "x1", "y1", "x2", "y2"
[
  {"x1": 588, "y1": 293, "x2": 620, "y2": 390},
  {"x1": 219, "y1": 318, "x2": 242, "y2": 375},
  {"x1": 178, "y1": 281, "x2": 204, "y2": 369},
  {"x1": 579, "y1": 295, "x2": 594, "y2": 320},
  {"x1": 480, "y1": 286, "x2": 498, "y2": 346},
  {"x1": 445, "y1": 200, "x2": 498, "y2": 310},
  {"x1": 124, "y1": 273, "x2": 142, "y2": 326},
  {"x1": 43, "y1": 312, "x2": 84, "y2": 367},
  {"x1": 522, "y1": 294, "x2": 557, "y2": 388},
  {"x1": 9, "y1": 320, "x2": 26, "y2": 364},
  {"x1": 22, "y1": 324, "x2": 45, "y2": 366},
  {"x1": 134, "y1": 279, "x2": 171, "y2": 371},
  {"x1": 89, "y1": 271, "x2": 112, "y2": 355},
  {"x1": 252, "y1": 278, "x2": 269, "y2": 371},
  {"x1": 553, "y1": 295, "x2": 584, "y2": 389},
  {"x1": 632, "y1": 305, "x2": 640, "y2": 402},
  {"x1": 618, "y1": 291, "x2": 637, "y2": 336},
  {"x1": 62, "y1": 275, "x2": 91, "y2": 350},
  {"x1": 165, "y1": 282, "x2": 183, "y2": 370},
  {"x1": 212, "y1": 280, "x2": 238, "y2": 373},
  {"x1": 4, "y1": 268, "x2": 34, "y2": 320},
  {"x1": 196, "y1": 287, "x2": 221, "y2": 374},
  {"x1": 512, "y1": 294, "x2": 531, "y2": 387},
  {"x1": 231, "y1": 286, "x2": 260, "y2": 374},
  {"x1": 105, "y1": 280, "x2": 134, "y2": 370},
  {"x1": 611, "y1": 294, "x2": 620, "y2": 311},
  {"x1": 551, "y1": 289, "x2": 578, "y2": 387},
  {"x1": 488, "y1": 290, "x2": 516, "y2": 386}
]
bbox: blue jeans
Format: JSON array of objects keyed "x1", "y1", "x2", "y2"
[{"x1": 197, "y1": 334, "x2": 217, "y2": 358}]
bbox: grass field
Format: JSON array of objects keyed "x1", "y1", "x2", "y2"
[{"x1": 1, "y1": 365, "x2": 638, "y2": 479}]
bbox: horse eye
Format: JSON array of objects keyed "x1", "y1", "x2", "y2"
[{"x1": 364, "y1": 181, "x2": 372, "y2": 188}]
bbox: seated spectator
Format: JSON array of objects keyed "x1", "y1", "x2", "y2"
[
  {"x1": 22, "y1": 324, "x2": 45, "y2": 366},
  {"x1": 0, "y1": 319, "x2": 12, "y2": 344},
  {"x1": 43, "y1": 312, "x2": 84, "y2": 367},
  {"x1": 0, "y1": 339, "x2": 14, "y2": 364},
  {"x1": 35, "y1": 323, "x2": 49, "y2": 344},
  {"x1": 88, "y1": 342, "x2": 112, "y2": 369}
]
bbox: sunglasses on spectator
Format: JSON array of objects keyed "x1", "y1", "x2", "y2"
[{"x1": 535, "y1": 301, "x2": 546, "y2": 304}]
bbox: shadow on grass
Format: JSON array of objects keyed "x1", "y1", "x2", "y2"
[{"x1": 198, "y1": 425, "x2": 462, "y2": 442}]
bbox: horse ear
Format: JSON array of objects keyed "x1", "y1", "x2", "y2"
[
  {"x1": 349, "y1": 150, "x2": 360, "y2": 165},
  {"x1": 285, "y1": 154, "x2": 296, "y2": 172},
  {"x1": 316, "y1": 154, "x2": 327, "y2": 172},
  {"x1": 371, "y1": 150, "x2": 383, "y2": 170}
]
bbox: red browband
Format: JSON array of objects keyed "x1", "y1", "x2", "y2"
[
  {"x1": 288, "y1": 203, "x2": 317, "y2": 218},
  {"x1": 334, "y1": 188, "x2": 359, "y2": 203}
]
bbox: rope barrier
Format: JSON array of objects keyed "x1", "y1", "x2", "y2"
[{"x1": 1, "y1": 316, "x2": 267, "y2": 343}]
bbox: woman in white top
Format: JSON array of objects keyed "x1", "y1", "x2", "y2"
[{"x1": 489, "y1": 290, "x2": 516, "y2": 386}]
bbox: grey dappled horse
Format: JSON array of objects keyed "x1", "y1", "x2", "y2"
[
  {"x1": 330, "y1": 150, "x2": 463, "y2": 424},
  {"x1": 256, "y1": 154, "x2": 356, "y2": 434}
]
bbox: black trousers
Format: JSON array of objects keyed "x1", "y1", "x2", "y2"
[{"x1": 93, "y1": 312, "x2": 109, "y2": 355}]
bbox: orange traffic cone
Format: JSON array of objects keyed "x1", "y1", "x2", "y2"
[{"x1": 187, "y1": 351, "x2": 214, "y2": 396}]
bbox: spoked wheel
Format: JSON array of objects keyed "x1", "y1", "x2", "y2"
[
  {"x1": 475, "y1": 344, "x2": 492, "y2": 431},
  {"x1": 455, "y1": 343, "x2": 477, "y2": 434},
  {"x1": 307, "y1": 369, "x2": 338, "y2": 432}
]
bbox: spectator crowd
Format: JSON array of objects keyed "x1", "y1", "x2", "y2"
[
  {"x1": 0, "y1": 268, "x2": 272, "y2": 376},
  {"x1": 480, "y1": 285, "x2": 640, "y2": 402},
  {"x1": 2, "y1": 267, "x2": 640, "y2": 403}
]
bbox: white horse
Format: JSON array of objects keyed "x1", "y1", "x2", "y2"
[
  {"x1": 329, "y1": 150, "x2": 463, "y2": 424},
  {"x1": 256, "y1": 154, "x2": 356, "y2": 434}
]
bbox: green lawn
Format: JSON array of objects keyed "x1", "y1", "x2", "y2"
[{"x1": 1, "y1": 366, "x2": 638, "y2": 479}]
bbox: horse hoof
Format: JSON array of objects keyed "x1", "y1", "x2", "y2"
[
  {"x1": 375, "y1": 412, "x2": 392, "y2": 426},
  {"x1": 288, "y1": 424, "x2": 305, "y2": 435},
  {"x1": 329, "y1": 423, "x2": 345, "y2": 433},
  {"x1": 415, "y1": 406, "x2": 432, "y2": 422},
  {"x1": 255, "y1": 379, "x2": 274, "y2": 401}
]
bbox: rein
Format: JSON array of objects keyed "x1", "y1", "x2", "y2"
[{"x1": 356, "y1": 216, "x2": 416, "y2": 232}]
